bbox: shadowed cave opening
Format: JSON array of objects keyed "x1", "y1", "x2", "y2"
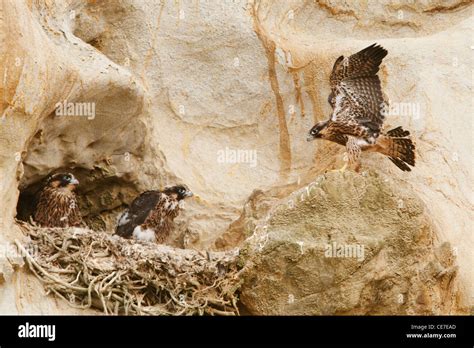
[
  {"x1": 15, "y1": 162, "x2": 197, "y2": 249},
  {"x1": 16, "y1": 166, "x2": 139, "y2": 233}
]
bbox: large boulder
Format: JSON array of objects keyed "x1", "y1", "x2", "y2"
[{"x1": 239, "y1": 171, "x2": 467, "y2": 315}]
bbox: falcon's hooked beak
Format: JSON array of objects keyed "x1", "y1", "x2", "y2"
[
  {"x1": 306, "y1": 133, "x2": 316, "y2": 142},
  {"x1": 70, "y1": 177, "x2": 79, "y2": 185},
  {"x1": 184, "y1": 190, "x2": 193, "y2": 198}
]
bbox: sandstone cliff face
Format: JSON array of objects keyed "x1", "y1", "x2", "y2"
[{"x1": 0, "y1": 0, "x2": 472, "y2": 314}]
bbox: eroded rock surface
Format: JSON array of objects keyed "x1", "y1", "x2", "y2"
[{"x1": 239, "y1": 171, "x2": 465, "y2": 315}]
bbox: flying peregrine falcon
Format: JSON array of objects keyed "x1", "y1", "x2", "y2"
[
  {"x1": 307, "y1": 43, "x2": 415, "y2": 172},
  {"x1": 33, "y1": 173, "x2": 82, "y2": 227},
  {"x1": 115, "y1": 185, "x2": 193, "y2": 243}
]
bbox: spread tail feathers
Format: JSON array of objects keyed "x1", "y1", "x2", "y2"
[{"x1": 382, "y1": 127, "x2": 416, "y2": 171}]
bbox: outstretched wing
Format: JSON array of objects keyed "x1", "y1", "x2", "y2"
[
  {"x1": 330, "y1": 43, "x2": 387, "y2": 88},
  {"x1": 115, "y1": 191, "x2": 162, "y2": 238},
  {"x1": 328, "y1": 44, "x2": 388, "y2": 135}
]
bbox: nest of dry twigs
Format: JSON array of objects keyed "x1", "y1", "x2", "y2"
[{"x1": 16, "y1": 221, "x2": 243, "y2": 315}]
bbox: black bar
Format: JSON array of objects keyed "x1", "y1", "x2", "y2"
[{"x1": 0, "y1": 315, "x2": 472, "y2": 346}]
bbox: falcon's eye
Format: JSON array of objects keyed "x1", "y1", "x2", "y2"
[{"x1": 311, "y1": 129, "x2": 317, "y2": 135}]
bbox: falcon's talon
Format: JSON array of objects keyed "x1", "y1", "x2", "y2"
[{"x1": 332, "y1": 162, "x2": 348, "y2": 174}]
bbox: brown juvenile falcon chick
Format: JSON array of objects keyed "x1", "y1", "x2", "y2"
[
  {"x1": 33, "y1": 173, "x2": 82, "y2": 227},
  {"x1": 307, "y1": 43, "x2": 415, "y2": 172},
  {"x1": 115, "y1": 185, "x2": 193, "y2": 243}
]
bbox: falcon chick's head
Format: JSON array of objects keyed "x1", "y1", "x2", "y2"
[
  {"x1": 307, "y1": 120, "x2": 329, "y2": 141},
  {"x1": 163, "y1": 185, "x2": 193, "y2": 200},
  {"x1": 47, "y1": 172, "x2": 79, "y2": 190}
]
